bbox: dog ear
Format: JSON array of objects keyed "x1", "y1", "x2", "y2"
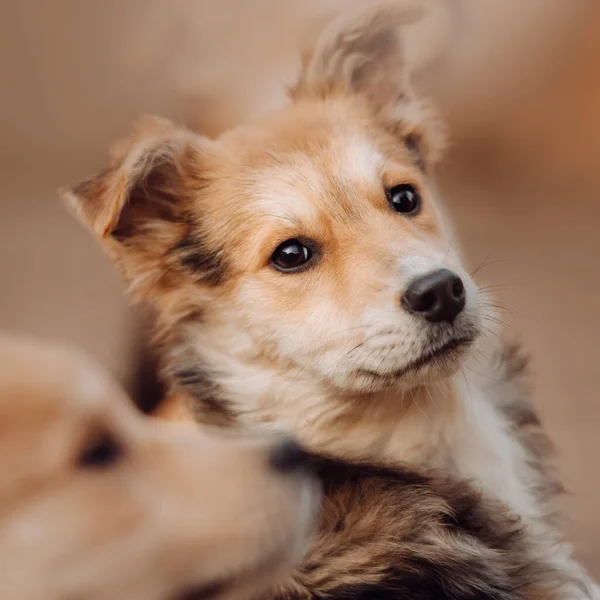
[
  {"x1": 292, "y1": 2, "x2": 423, "y2": 111},
  {"x1": 62, "y1": 116, "x2": 227, "y2": 300},
  {"x1": 63, "y1": 115, "x2": 206, "y2": 242},
  {"x1": 292, "y1": 2, "x2": 446, "y2": 167}
]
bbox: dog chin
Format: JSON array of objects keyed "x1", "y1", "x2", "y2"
[{"x1": 343, "y1": 335, "x2": 477, "y2": 393}]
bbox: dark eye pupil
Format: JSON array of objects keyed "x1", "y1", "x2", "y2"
[
  {"x1": 389, "y1": 184, "x2": 420, "y2": 214},
  {"x1": 77, "y1": 432, "x2": 123, "y2": 469},
  {"x1": 272, "y1": 239, "x2": 311, "y2": 271}
]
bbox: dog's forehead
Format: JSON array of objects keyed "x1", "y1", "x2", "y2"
[
  {"x1": 219, "y1": 104, "x2": 393, "y2": 222},
  {"x1": 236, "y1": 101, "x2": 383, "y2": 170}
]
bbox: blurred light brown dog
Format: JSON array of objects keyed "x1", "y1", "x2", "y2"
[{"x1": 0, "y1": 333, "x2": 318, "y2": 600}]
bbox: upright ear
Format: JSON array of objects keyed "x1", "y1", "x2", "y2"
[
  {"x1": 293, "y1": 1, "x2": 422, "y2": 109},
  {"x1": 62, "y1": 116, "x2": 226, "y2": 298},
  {"x1": 292, "y1": 1, "x2": 446, "y2": 166}
]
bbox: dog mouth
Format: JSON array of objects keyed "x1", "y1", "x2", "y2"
[{"x1": 357, "y1": 336, "x2": 475, "y2": 382}]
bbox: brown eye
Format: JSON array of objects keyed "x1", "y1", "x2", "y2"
[
  {"x1": 388, "y1": 184, "x2": 421, "y2": 215},
  {"x1": 271, "y1": 239, "x2": 312, "y2": 272},
  {"x1": 77, "y1": 431, "x2": 124, "y2": 469}
]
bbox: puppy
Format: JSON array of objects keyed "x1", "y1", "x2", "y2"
[
  {"x1": 0, "y1": 332, "x2": 318, "y2": 600},
  {"x1": 63, "y1": 2, "x2": 598, "y2": 598}
]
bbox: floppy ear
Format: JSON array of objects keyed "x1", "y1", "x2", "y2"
[
  {"x1": 63, "y1": 116, "x2": 202, "y2": 241},
  {"x1": 292, "y1": 1, "x2": 446, "y2": 166},
  {"x1": 62, "y1": 116, "x2": 226, "y2": 299}
]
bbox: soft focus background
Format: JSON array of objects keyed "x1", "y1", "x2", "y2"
[{"x1": 1, "y1": 0, "x2": 599, "y2": 573}]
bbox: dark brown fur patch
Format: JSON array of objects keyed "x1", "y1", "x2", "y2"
[
  {"x1": 161, "y1": 345, "x2": 236, "y2": 427},
  {"x1": 275, "y1": 455, "x2": 559, "y2": 600},
  {"x1": 378, "y1": 115, "x2": 429, "y2": 171},
  {"x1": 488, "y1": 342, "x2": 565, "y2": 513},
  {"x1": 168, "y1": 229, "x2": 227, "y2": 287},
  {"x1": 404, "y1": 132, "x2": 426, "y2": 171},
  {"x1": 71, "y1": 167, "x2": 115, "y2": 208},
  {"x1": 110, "y1": 154, "x2": 180, "y2": 241},
  {"x1": 130, "y1": 337, "x2": 166, "y2": 414}
]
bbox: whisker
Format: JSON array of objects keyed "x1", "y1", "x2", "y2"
[
  {"x1": 483, "y1": 314, "x2": 518, "y2": 333},
  {"x1": 412, "y1": 395, "x2": 432, "y2": 423},
  {"x1": 354, "y1": 345, "x2": 383, "y2": 375},
  {"x1": 443, "y1": 234, "x2": 456, "y2": 261},
  {"x1": 478, "y1": 282, "x2": 524, "y2": 292},
  {"x1": 470, "y1": 258, "x2": 512, "y2": 279},
  {"x1": 481, "y1": 325, "x2": 500, "y2": 340},
  {"x1": 465, "y1": 366, "x2": 501, "y2": 382},
  {"x1": 426, "y1": 385, "x2": 440, "y2": 413},
  {"x1": 311, "y1": 324, "x2": 375, "y2": 352},
  {"x1": 375, "y1": 344, "x2": 396, "y2": 377},
  {"x1": 469, "y1": 251, "x2": 493, "y2": 277},
  {"x1": 476, "y1": 349, "x2": 494, "y2": 365},
  {"x1": 461, "y1": 368, "x2": 473, "y2": 411},
  {"x1": 345, "y1": 329, "x2": 403, "y2": 359},
  {"x1": 347, "y1": 341, "x2": 366, "y2": 357},
  {"x1": 479, "y1": 302, "x2": 519, "y2": 317},
  {"x1": 470, "y1": 352, "x2": 486, "y2": 368}
]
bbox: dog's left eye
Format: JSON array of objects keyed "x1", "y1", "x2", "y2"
[
  {"x1": 271, "y1": 239, "x2": 312, "y2": 272},
  {"x1": 387, "y1": 184, "x2": 421, "y2": 215}
]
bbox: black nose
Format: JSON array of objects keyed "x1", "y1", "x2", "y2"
[
  {"x1": 402, "y1": 268, "x2": 466, "y2": 323},
  {"x1": 269, "y1": 438, "x2": 312, "y2": 473}
]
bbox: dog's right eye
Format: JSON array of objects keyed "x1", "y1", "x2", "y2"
[
  {"x1": 271, "y1": 239, "x2": 312, "y2": 272},
  {"x1": 77, "y1": 431, "x2": 124, "y2": 469},
  {"x1": 387, "y1": 184, "x2": 421, "y2": 215}
]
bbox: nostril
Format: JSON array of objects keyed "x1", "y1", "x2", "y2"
[
  {"x1": 402, "y1": 287, "x2": 437, "y2": 314},
  {"x1": 269, "y1": 438, "x2": 311, "y2": 473},
  {"x1": 419, "y1": 291, "x2": 437, "y2": 312},
  {"x1": 451, "y1": 277, "x2": 464, "y2": 299}
]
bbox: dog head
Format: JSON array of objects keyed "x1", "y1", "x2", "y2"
[
  {"x1": 0, "y1": 333, "x2": 318, "y2": 600},
  {"x1": 64, "y1": 2, "x2": 482, "y2": 431}
]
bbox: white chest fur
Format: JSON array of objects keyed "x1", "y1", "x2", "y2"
[
  {"x1": 440, "y1": 375, "x2": 540, "y2": 521},
  {"x1": 344, "y1": 371, "x2": 543, "y2": 523}
]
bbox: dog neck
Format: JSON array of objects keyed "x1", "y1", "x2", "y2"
[
  {"x1": 174, "y1": 335, "x2": 483, "y2": 470},
  {"x1": 171, "y1": 334, "x2": 542, "y2": 524},
  {"x1": 252, "y1": 371, "x2": 464, "y2": 468}
]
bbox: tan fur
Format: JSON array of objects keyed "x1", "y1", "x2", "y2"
[
  {"x1": 0, "y1": 333, "x2": 318, "y2": 600},
  {"x1": 64, "y1": 3, "x2": 599, "y2": 598}
]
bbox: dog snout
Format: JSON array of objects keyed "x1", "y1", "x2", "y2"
[
  {"x1": 402, "y1": 268, "x2": 466, "y2": 324},
  {"x1": 269, "y1": 438, "x2": 313, "y2": 474}
]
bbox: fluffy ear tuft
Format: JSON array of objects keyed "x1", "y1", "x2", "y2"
[
  {"x1": 291, "y1": 1, "x2": 423, "y2": 111},
  {"x1": 62, "y1": 115, "x2": 203, "y2": 241}
]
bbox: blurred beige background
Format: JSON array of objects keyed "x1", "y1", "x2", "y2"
[{"x1": 0, "y1": 0, "x2": 599, "y2": 573}]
